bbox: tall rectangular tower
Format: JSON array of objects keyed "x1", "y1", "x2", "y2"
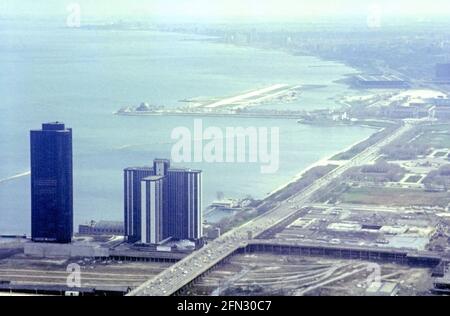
[
  {"x1": 30, "y1": 122, "x2": 73, "y2": 243},
  {"x1": 166, "y1": 169, "x2": 202, "y2": 241},
  {"x1": 141, "y1": 176, "x2": 165, "y2": 244},
  {"x1": 124, "y1": 160, "x2": 203, "y2": 244},
  {"x1": 124, "y1": 167, "x2": 154, "y2": 242}
]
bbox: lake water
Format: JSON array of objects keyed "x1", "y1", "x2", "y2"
[{"x1": 0, "y1": 19, "x2": 373, "y2": 235}]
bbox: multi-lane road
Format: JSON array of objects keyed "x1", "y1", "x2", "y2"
[{"x1": 127, "y1": 123, "x2": 413, "y2": 296}]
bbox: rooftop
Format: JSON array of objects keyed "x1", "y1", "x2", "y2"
[
  {"x1": 124, "y1": 166, "x2": 154, "y2": 171},
  {"x1": 168, "y1": 168, "x2": 202, "y2": 174},
  {"x1": 142, "y1": 175, "x2": 165, "y2": 182},
  {"x1": 356, "y1": 74, "x2": 405, "y2": 82},
  {"x1": 93, "y1": 221, "x2": 124, "y2": 230}
]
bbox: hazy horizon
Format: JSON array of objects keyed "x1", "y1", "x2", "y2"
[{"x1": 2, "y1": 0, "x2": 450, "y2": 23}]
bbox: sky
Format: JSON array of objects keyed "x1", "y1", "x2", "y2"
[{"x1": 2, "y1": 0, "x2": 450, "y2": 21}]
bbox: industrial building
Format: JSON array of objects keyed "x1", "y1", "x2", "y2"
[
  {"x1": 355, "y1": 74, "x2": 409, "y2": 89},
  {"x1": 30, "y1": 122, "x2": 73, "y2": 244},
  {"x1": 78, "y1": 221, "x2": 124, "y2": 236},
  {"x1": 124, "y1": 159, "x2": 203, "y2": 247},
  {"x1": 383, "y1": 104, "x2": 432, "y2": 119}
]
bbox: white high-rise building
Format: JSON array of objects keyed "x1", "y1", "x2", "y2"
[{"x1": 140, "y1": 176, "x2": 165, "y2": 244}]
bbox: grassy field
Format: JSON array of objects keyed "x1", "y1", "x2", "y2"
[
  {"x1": 412, "y1": 124, "x2": 450, "y2": 149},
  {"x1": 381, "y1": 124, "x2": 450, "y2": 160},
  {"x1": 339, "y1": 187, "x2": 450, "y2": 207}
]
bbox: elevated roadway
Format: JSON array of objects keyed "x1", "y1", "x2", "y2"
[{"x1": 128, "y1": 123, "x2": 413, "y2": 296}]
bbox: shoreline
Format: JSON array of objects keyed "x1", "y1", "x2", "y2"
[
  {"x1": 117, "y1": 28, "x2": 386, "y2": 208},
  {"x1": 264, "y1": 128, "x2": 380, "y2": 199},
  {"x1": 189, "y1": 32, "x2": 393, "y2": 203}
]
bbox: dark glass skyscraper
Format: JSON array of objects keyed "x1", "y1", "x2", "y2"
[
  {"x1": 30, "y1": 122, "x2": 73, "y2": 243},
  {"x1": 166, "y1": 169, "x2": 202, "y2": 241}
]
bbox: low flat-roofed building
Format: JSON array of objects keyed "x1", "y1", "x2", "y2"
[
  {"x1": 24, "y1": 240, "x2": 109, "y2": 258},
  {"x1": 384, "y1": 104, "x2": 431, "y2": 119},
  {"x1": 355, "y1": 74, "x2": 409, "y2": 89},
  {"x1": 210, "y1": 199, "x2": 240, "y2": 209},
  {"x1": 78, "y1": 221, "x2": 124, "y2": 236},
  {"x1": 327, "y1": 222, "x2": 362, "y2": 232}
]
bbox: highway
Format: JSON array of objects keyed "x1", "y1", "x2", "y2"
[{"x1": 127, "y1": 123, "x2": 413, "y2": 296}]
